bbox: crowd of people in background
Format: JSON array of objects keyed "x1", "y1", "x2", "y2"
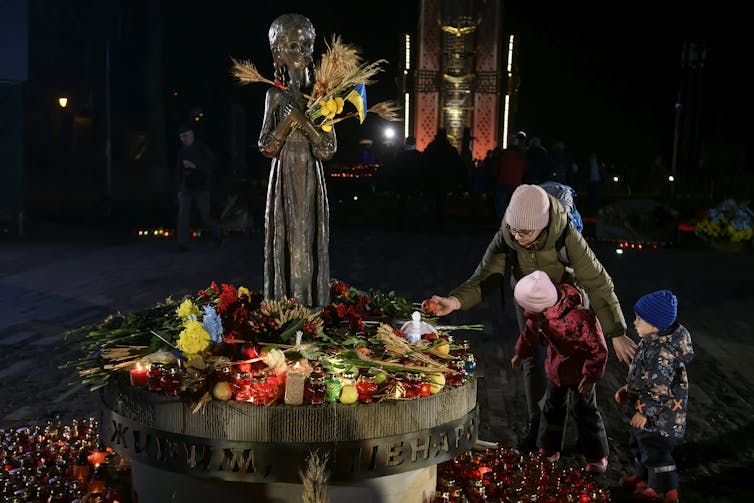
[{"x1": 378, "y1": 129, "x2": 610, "y2": 225}]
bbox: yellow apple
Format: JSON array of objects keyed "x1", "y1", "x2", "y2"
[
  {"x1": 428, "y1": 372, "x2": 446, "y2": 394},
  {"x1": 212, "y1": 381, "x2": 233, "y2": 401},
  {"x1": 339, "y1": 384, "x2": 358, "y2": 404},
  {"x1": 435, "y1": 338, "x2": 450, "y2": 356}
]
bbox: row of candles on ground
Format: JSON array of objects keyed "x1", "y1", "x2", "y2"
[
  {"x1": 129, "y1": 340, "x2": 478, "y2": 404},
  {"x1": 433, "y1": 446, "x2": 611, "y2": 502},
  {"x1": 1, "y1": 417, "x2": 130, "y2": 502}
]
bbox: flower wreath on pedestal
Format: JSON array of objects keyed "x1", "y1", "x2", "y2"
[{"x1": 65, "y1": 279, "x2": 482, "y2": 410}]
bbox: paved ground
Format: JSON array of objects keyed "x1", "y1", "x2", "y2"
[{"x1": 1, "y1": 206, "x2": 753, "y2": 502}]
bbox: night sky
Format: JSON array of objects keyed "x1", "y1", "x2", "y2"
[{"x1": 22, "y1": 0, "x2": 749, "y2": 172}]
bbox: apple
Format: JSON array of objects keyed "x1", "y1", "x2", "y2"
[
  {"x1": 212, "y1": 381, "x2": 233, "y2": 401},
  {"x1": 422, "y1": 332, "x2": 439, "y2": 340},
  {"x1": 371, "y1": 370, "x2": 388, "y2": 385},
  {"x1": 339, "y1": 384, "x2": 358, "y2": 404},
  {"x1": 421, "y1": 299, "x2": 439, "y2": 315},
  {"x1": 435, "y1": 338, "x2": 450, "y2": 356},
  {"x1": 428, "y1": 372, "x2": 445, "y2": 394}
]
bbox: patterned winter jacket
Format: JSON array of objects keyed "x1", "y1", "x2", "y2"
[
  {"x1": 625, "y1": 322, "x2": 694, "y2": 439},
  {"x1": 449, "y1": 193, "x2": 627, "y2": 339},
  {"x1": 514, "y1": 283, "x2": 608, "y2": 387}
]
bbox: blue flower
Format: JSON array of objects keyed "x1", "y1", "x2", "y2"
[{"x1": 202, "y1": 305, "x2": 224, "y2": 344}]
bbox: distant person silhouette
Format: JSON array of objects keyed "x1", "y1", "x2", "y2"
[
  {"x1": 524, "y1": 136, "x2": 549, "y2": 184},
  {"x1": 494, "y1": 131, "x2": 528, "y2": 220},
  {"x1": 586, "y1": 152, "x2": 607, "y2": 212},
  {"x1": 548, "y1": 140, "x2": 578, "y2": 185},
  {"x1": 175, "y1": 124, "x2": 222, "y2": 252},
  {"x1": 420, "y1": 129, "x2": 464, "y2": 221}
]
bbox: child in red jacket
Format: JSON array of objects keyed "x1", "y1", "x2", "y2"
[{"x1": 511, "y1": 270, "x2": 610, "y2": 472}]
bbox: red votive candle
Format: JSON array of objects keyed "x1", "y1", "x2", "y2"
[{"x1": 129, "y1": 363, "x2": 148, "y2": 387}]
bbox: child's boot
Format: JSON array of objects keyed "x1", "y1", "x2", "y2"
[
  {"x1": 538, "y1": 448, "x2": 560, "y2": 462},
  {"x1": 619, "y1": 474, "x2": 647, "y2": 491},
  {"x1": 585, "y1": 456, "x2": 608, "y2": 473},
  {"x1": 634, "y1": 486, "x2": 679, "y2": 503}
]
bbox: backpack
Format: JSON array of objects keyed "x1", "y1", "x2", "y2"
[{"x1": 539, "y1": 181, "x2": 583, "y2": 234}]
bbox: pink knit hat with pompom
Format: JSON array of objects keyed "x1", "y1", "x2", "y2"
[{"x1": 514, "y1": 271, "x2": 558, "y2": 313}]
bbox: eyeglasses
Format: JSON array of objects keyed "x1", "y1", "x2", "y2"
[{"x1": 506, "y1": 225, "x2": 538, "y2": 238}]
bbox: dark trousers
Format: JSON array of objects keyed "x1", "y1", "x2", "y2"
[
  {"x1": 629, "y1": 428, "x2": 679, "y2": 492},
  {"x1": 538, "y1": 381, "x2": 609, "y2": 459},
  {"x1": 177, "y1": 189, "x2": 220, "y2": 246},
  {"x1": 514, "y1": 301, "x2": 547, "y2": 421}
]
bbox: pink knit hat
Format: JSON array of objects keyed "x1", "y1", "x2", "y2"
[
  {"x1": 514, "y1": 271, "x2": 558, "y2": 313},
  {"x1": 504, "y1": 184, "x2": 551, "y2": 231}
]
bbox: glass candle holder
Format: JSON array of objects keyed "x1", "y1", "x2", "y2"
[
  {"x1": 146, "y1": 362, "x2": 167, "y2": 392},
  {"x1": 129, "y1": 363, "x2": 148, "y2": 387},
  {"x1": 160, "y1": 367, "x2": 183, "y2": 397},
  {"x1": 446, "y1": 358, "x2": 467, "y2": 387},
  {"x1": 463, "y1": 353, "x2": 477, "y2": 377},
  {"x1": 232, "y1": 371, "x2": 253, "y2": 402},
  {"x1": 324, "y1": 374, "x2": 342, "y2": 403},
  {"x1": 249, "y1": 374, "x2": 270, "y2": 405},
  {"x1": 356, "y1": 375, "x2": 378, "y2": 403},
  {"x1": 340, "y1": 370, "x2": 356, "y2": 386},
  {"x1": 304, "y1": 371, "x2": 326, "y2": 405},
  {"x1": 403, "y1": 373, "x2": 423, "y2": 399}
]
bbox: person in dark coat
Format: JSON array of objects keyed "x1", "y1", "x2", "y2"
[
  {"x1": 176, "y1": 125, "x2": 222, "y2": 251},
  {"x1": 511, "y1": 271, "x2": 610, "y2": 473},
  {"x1": 420, "y1": 129, "x2": 464, "y2": 220}
]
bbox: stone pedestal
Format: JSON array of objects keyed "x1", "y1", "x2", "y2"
[{"x1": 101, "y1": 376, "x2": 477, "y2": 501}]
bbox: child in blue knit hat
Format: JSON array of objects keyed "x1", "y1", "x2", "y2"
[{"x1": 614, "y1": 290, "x2": 694, "y2": 503}]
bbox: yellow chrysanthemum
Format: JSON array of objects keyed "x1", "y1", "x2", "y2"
[
  {"x1": 176, "y1": 320, "x2": 211, "y2": 358},
  {"x1": 321, "y1": 122, "x2": 333, "y2": 132},
  {"x1": 176, "y1": 299, "x2": 200, "y2": 320},
  {"x1": 238, "y1": 286, "x2": 250, "y2": 298}
]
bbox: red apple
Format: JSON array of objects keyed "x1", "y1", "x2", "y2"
[{"x1": 421, "y1": 299, "x2": 439, "y2": 315}]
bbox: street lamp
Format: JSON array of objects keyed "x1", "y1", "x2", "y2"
[
  {"x1": 58, "y1": 97, "x2": 68, "y2": 108},
  {"x1": 383, "y1": 126, "x2": 396, "y2": 141}
]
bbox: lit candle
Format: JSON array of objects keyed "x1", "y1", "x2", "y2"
[
  {"x1": 284, "y1": 363, "x2": 305, "y2": 406},
  {"x1": 129, "y1": 362, "x2": 148, "y2": 387}
]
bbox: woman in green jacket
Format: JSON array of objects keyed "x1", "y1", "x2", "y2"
[{"x1": 429, "y1": 184, "x2": 635, "y2": 449}]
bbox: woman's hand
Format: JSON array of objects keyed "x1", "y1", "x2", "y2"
[
  {"x1": 612, "y1": 335, "x2": 637, "y2": 366},
  {"x1": 428, "y1": 295, "x2": 461, "y2": 316}
]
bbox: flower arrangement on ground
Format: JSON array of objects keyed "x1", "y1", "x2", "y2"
[
  {"x1": 65, "y1": 279, "x2": 482, "y2": 409},
  {"x1": 695, "y1": 198, "x2": 753, "y2": 244}
]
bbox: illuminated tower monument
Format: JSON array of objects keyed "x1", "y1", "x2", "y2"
[{"x1": 412, "y1": 0, "x2": 506, "y2": 160}]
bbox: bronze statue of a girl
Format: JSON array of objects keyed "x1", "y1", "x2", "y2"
[{"x1": 259, "y1": 14, "x2": 336, "y2": 306}]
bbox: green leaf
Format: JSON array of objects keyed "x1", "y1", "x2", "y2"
[{"x1": 278, "y1": 318, "x2": 305, "y2": 343}]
